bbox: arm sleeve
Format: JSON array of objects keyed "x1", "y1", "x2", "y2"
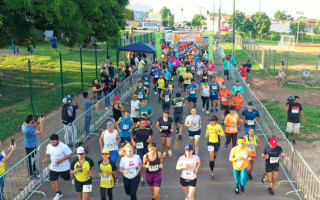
[
  {"x1": 110, "y1": 161, "x2": 117, "y2": 171},
  {"x1": 70, "y1": 159, "x2": 76, "y2": 170},
  {"x1": 98, "y1": 160, "x2": 102, "y2": 166},
  {"x1": 88, "y1": 157, "x2": 94, "y2": 168},
  {"x1": 256, "y1": 110, "x2": 260, "y2": 118}
]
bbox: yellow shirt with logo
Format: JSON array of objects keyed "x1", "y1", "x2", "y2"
[
  {"x1": 0, "y1": 151, "x2": 6, "y2": 174},
  {"x1": 245, "y1": 135, "x2": 257, "y2": 157},
  {"x1": 183, "y1": 73, "x2": 193, "y2": 84},
  {"x1": 206, "y1": 124, "x2": 225, "y2": 143},
  {"x1": 71, "y1": 157, "x2": 94, "y2": 182},
  {"x1": 98, "y1": 160, "x2": 117, "y2": 188},
  {"x1": 157, "y1": 79, "x2": 165, "y2": 89},
  {"x1": 230, "y1": 146, "x2": 249, "y2": 171}
]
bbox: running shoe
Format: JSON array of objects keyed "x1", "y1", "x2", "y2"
[
  {"x1": 105, "y1": 107, "x2": 109, "y2": 111},
  {"x1": 202, "y1": 108, "x2": 205, "y2": 112},
  {"x1": 53, "y1": 193, "x2": 63, "y2": 200},
  {"x1": 115, "y1": 178, "x2": 119, "y2": 185},
  {"x1": 29, "y1": 175, "x2": 40, "y2": 180},
  {"x1": 178, "y1": 135, "x2": 182, "y2": 140},
  {"x1": 248, "y1": 173, "x2": 253, "y2": 180},
  {"x1": 221, "y1": 120, "x2": 224, "y2": 125},
  {"x1": 268, "y1": 187, "x2": 275, "y2": 196},
  {"x1": 210, "y1": 108, "x2": 213, "y2": 112},
  {"x1": 261, "y1": 173, "x2": 266, "y2": 183},
  {"x1": 235, "y1": 187, "x2": 239, "y2": 195},
  {"x1": 292, "y1": 140, "x2": 296, "y2": 144},
  {"x1": 206, "y1": 111, "x2": 209, "y2": 115},
  {"x1": 224, "y1": 144, "x2": 228, "y2": 148},
  {"x1": 240, "y1": 185, "x2": 245, "y2": 192},
  {"x1": 162, "y1": 152, "x2": 167, "y2": 157},
  {"x1": 141, "y1": 178, "x2": 145, "y2": 185},
  {"x1": 152, "y1": 197, "x2": 155, "y2": 200},
  {"x1": 168, "y1": 150, "x2": 173, "y2": 157},
  {"x1": 211, "y1": 172, "x2": 214, "y2": 178},
  {"x1": 72, "y1": 178, "x2": 75, "y2": 185},
  {"x1": 215, "y1": 107, "x2": 218, "y2": 112},
  {"x1": 155, "y1": 92, "x2": 157, "y2": 94},
  {"x1": 176, "y1": 128, "x2": 179, "y2": 133}
]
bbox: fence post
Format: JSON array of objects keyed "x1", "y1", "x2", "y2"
[
  {"x1": 262, "y1": 48, "x2": 265, "y2": 67},
  {"x1": 253, "y1": 44, "x2": 256, "y2": 62},
  {"x1": 80, "y1": 48, "x2": 84, "y2": 92},
  {"x1": 107, "y1": 43, "x2": 109, "y2": 57},
  {"x1": 146, "y1": 33, "x2": 148, "y2": 43},
  {"x1": 140, "y1": 35, "x2": 142, "y2": 42},
  {"x1": 59, "y1": 52, "x2": 64, "y2": 98},
  {"x1": 274, "y1": 50, "x2": 277, "y2": 74},
  {"x1": 315, "y1": 55, "x2": 319, "y2": 83},
  {"x1": 28, "y1": 60, "x2": 36, "y2": 118},
  {"x1": 95, "y1": 45, "x2": 98, "y2": 79}
]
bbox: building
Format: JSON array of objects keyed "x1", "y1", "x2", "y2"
[
  {"x1": 270, "y1": 20, "x2": 291, "y2": 33},
  {"x1": 301, "y1": 19, "x2": 320, "y2": 33}
]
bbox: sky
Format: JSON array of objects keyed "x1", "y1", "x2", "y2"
[{"x1": 129, "y1": 0, "x2": 320, "y2": 22}]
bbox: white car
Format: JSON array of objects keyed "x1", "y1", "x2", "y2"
[{"x1": 163, "y1": 27, "x2": 172, "y2": 33}]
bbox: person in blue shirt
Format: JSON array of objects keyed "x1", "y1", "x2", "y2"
[
  {"x1": 241, "y1": 102, "x2": 260, "y2": 135},
  {"x1": 194, "y1": 54, "x2": 199, "y2": 61},
  {"x1": 231, "y1": 80, "x2": 244, "y2": 96},
  {"x1": 153, "y1": 67, "x2": 161, "y2": 94},
  {"x1": 210, "y1": 77, "x2": 220, "y2": 112},
  {"x1": 117, "y1": 110, "x2": 134, "y2": 146},
  {"x1": 186, "y1": 79, "x2": 198, "y2": 113},
  {"x1": 141, "y1": 71, "x2": 151, "y2": 90},
  {"x1": 162, "y1": 67, "x2": 171, "y2": 81},
  {"x1": 230, "y1": 55, "x2": 237, "y2": 67},
  {"x1": 22, "y1": 114, "x2": 45, "y2": 179},
  {"x1": 50, "y1": 36, "x2": 58, "y2": 52}
]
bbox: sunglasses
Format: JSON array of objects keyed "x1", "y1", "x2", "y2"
[{"x1": 102, "y1": 153, "x2": 109, "y2": 155}]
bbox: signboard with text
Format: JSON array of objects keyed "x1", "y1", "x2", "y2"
[{"x1": 165, "y1": 32, "x2": 203, "y2": 42}]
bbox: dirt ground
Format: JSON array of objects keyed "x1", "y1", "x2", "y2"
[{"x1": 249, "y1": 75, "x2": 320, "y2": 178}]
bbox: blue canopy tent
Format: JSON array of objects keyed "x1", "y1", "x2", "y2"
[{"x1": 117, "y1": 42, "x2": 156, "y2": 73}]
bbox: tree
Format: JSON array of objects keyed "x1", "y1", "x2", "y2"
[
  {"x1": 274, "y1": 10, "x2": 293, "y2": 21},
  {"x1": 313, "y1": 22, "x2": 320, "y2": 35},
  {"x1": 290, "y1": 20, "x2": 306, "y2": 39},
  {"x1": 228, "y1": 10, "x2": 254, "y2": 36},
  {"x1": 124, "y1": 8, "x2": 134, "y2": 20},
  {"x1": 191, "y1": 14, "x2": 206, "y2": 26},
  {"x1": 160, "y1": 7, "x2": 174, "y2": 27},
  {"x1": 186, "y1": 22, "x2": 191, "y2": 26},
  {"x1": 251, "y1": 12, "x2": 271, "y2": 37}
]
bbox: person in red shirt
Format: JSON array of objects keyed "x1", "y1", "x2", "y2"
[
  {"x1": 238, "y1": 63, "x2": 248, "y2": 82},
  {"x1": 207, "y1": 60, "x2": 215, "y2": 80},
  {"x1": 218, "y1": 85, "x2": 232, "y2": 124}
]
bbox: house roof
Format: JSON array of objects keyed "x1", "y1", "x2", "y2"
[{"x1": 301, "y1": 19, "x2": 320, "y2": 26}]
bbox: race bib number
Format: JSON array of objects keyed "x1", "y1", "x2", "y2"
[
  {"x1": 106, "y1": 143, "x2": 116, "y2": 150},
  {"x1": 235, "y1": 160, "x2": 243, "y2": 168},
  {"x1": 248, "y1": 145, "x2": 255, "y2": 152},
  {"x1": 183, "y1": 171, "x2": 194, "y2": 179},
  {"x1": 161, "y1": 125, "x2": 168, "y2": 130},
  {"x1": 138, "y1": 92, "x2": 143, "y2": 99},
  {"x1": 186, "y1": 78, "x2": 190, "y2": 81},
  {"x1": 165, "y1": 95, "x2": 170, "y2": 102},
  {"x1": 177, "y1": 102, "x2": 183, "y2": 107},
  {"x1": 292, "y1": 109, "x2": 299, "y2": 114},
  {"x1": 51, "y1": 163, "x2": 60, "y2": 170},
  {"x1": 141, "y1": 112, "x2": 148, "y2": 116},
  {"x1": 148, "y1": 164, "x2": 159, "y2": 172},
  {"x1": 158, "y1": 82, "x2": 163, "y2": 86},
  {"x1": 212, "y1": 86, "x2": 217, "y2": 90},
  {"x1": 270, "y1": 157, "x2": 279, "y2": 164},
  {"x1": 136, "y1": 142, "x2": 144, "y2": 149},
  {"x1": 101, "y1": 174, "x2": 111, "y2": 181},
  {"x1": 83, "y1": 185, "x2": 92, "y2": 193},
  {"x1": 207, "y1": 146, "x2": 215, "y2": 152},
  {"x1": 123, "y1": 124, "x2": 129, "y2": 130},
  {"x1": 144, "y1": 81, "x2": 149, "y2": 85},
  {"x1": 247, "y1": 120, "x2": 254, "y2": 125},
  {"x1": 155, "y1": 75, "x2": 159, "y2": 78},
  {"x1": 230, "y1": 126, "x2": 237, "y2": 132},
  {"x1": 190, "y1": 90, "x2": 195, "y2": 94},
  {"x1": 221, "y1": 97, "x2": 227, "y2": 101},
  {"x1": 127, "y1": 169, "x2": 137, "y2": 178}
]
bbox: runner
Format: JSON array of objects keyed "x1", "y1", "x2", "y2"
[
  {"x1": 153, "y1": 67, "x2": 161, "y2": 94},
  {"x1": 162, "y1": 67, "x2": 171, "y2": 82},
  {"x1": 205, "y1": 115, "x2": 225, "y2": 178},
  {"x1": 182, "y1": 68, "x2": 193, "y2": 92},
  {"x1": 43, "y1": 134, "x2": 72, "y2": 200},
  {"x1": 209, "y1": 77, "x2": 220, "y2": 112},
  {"x1": 189, "y1": 58, "x2": 196, "y2": 78},
  {"x1": 150, "y1": 63, "x2": 156, "y2": 86},
  {"x1": 156, "y1": 74, "x2": 166, "y2": 103},
  {"x1": 142, "y1": 71, "x2": 151, "y2": 96},
  {"x1": 132, "y1": 80, "x2": 149, "y2": 102},
  {"x1": 139, "y1": 101, "x2": 155, "y2": 125},
  {"x1": 184, "y1": 108, "x2": 202, "y2": 156},
  {"x1": 207, "y1": 59, "x2": 215, "y2": 80},
  {"x1": 186, "y1": 79, "x2": 198, "y2": 113},
  {"x1": 200, "y1": 68, "x2": 209, "y2": 83},
  {"x1": 130, "y1": 94, "x2": 141, "y2": 124},
  {"x1": 223, "y1": 57, "x2": 230, "y2": 80},
  {"x1": 224, "y1": 106, "x2": 243, "y2": 148},
  {"x1": 168, "y1": 80, "x2": 174, "y2": 92},
  {"x1": 177, "y1": 63, "x2": 187, "y2": 89},
  {"x1": 261, "y1": 136, "x2": 285, "y2": 195},
  {"x1": 156, "y1": 110, "x2": 174, "y2": 157},
  {"x1": 241, "y1": 102, "x2": 260, "y2": 135},
  {"x1": 143, "y1": 143, "x2": 163, "y2": 200},
  {"x1": 232, "y1": 91, "x2": 244, "y2": 117},
  {"x1": 119, "y1": 144, "x2": 142, "y2": 200},
  {"x1": 117, "y1": 110, "x2": 134, "y2": 146},
  {"x1": 176, "y1": 144, "x2": 201, "y2": 200},
  {"x1": 131, "y1": 118, "x2": 155, "y2": 185},
  {"x1": 171, "y1": 93, "x2": 185, "y2": 139},
  {"x1": 196, "y1": 60, "x2": 205, "y2": 83},
  {"x1": 216, "y1": 73, "x2": 224, "y2": 88},
  {"x1": 200, "y1": 80, "x2": 210, "y2": 115},
  {"x1": 231, "y1": 80, "x2": 244, "y2": 96},
  {"x1": 159, "y1": 84, "x2": 172, "y2": 111},
  {"x1": 112, "y1": 96, "x2": 124, "y2": 123},
  {"x1": 245, "y1": 127, "x2": 261, "y2": 180},
  {"x1": 218, "y1": 85, "x2": 232, "y2": 124},
  {"x1": 229, "y1": 138, "x2": 250, "y2": 195},
  {"x1": 70, "y1": 146, "x2": 94, "y2": 200},
  {"x1": 98, "y1": 149, "x2": 117, "y2": 200}
]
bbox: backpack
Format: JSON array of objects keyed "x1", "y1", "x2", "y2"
[{"x1": 62, "y1": 104, "x2": 75, "y2": 124}]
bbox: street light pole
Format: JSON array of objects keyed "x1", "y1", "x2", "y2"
[
  {"x1": 296, "y1": 11, "x2": 304, "y2": 43},
  {"x1": 232, "y1": 0, "x2": 235, "y2": 57}
]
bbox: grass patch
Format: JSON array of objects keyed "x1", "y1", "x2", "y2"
[{"x1": 261, "y1": 100, "x2": 320, "y2": 143}]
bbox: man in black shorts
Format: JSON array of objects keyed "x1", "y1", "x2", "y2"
[
  {"x1": 171, "y1": 93, "x2": 185, "y2": 139},
  {"x1": 43, "y1": 134, "x2": 73, "y2": 200}
]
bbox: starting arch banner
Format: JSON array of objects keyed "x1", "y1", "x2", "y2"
[{"x1": 165, "y1": 32, "x2": 203, "y2": 42}]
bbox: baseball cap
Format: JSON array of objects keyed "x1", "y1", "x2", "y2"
[
  {"x1": 102, "y1": 149, "x2": 110, "y2": 154},
  {"x1": 191, "y1": 79, "x2": 195, "y2": 82},
  {"x1": 107, "y1": 121, "x2": 114, "y2": 128},
  {"x1": 229, "y1": 105, "x2": 236, "y2": 110},
  {"x1": 270, "y1": 137, "x2": 278, "y2": 147},
  {"x1": 113, "y1": 96, "x2": 120, "y2": 101},
  {"x1": 77, "y1": 146, "x2": 86, "y2": 155},
  {"x1": 238, "y1": 138, "x2": 245, "y2": 144},
  {"x1": 248, "y1": 102, "x2": 254, "y2": 106},
  {"x1": 176, "y1": 93, "x2": 181, "y2": 97},
  {"x1": 138, "y1": 80, "x2": 142, "y2": 83},
  {"x1": 185, "y1": 144, "x2": 194, "y2": 151}
]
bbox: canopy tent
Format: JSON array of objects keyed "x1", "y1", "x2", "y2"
[{"x1": 117, "y1": 42, "x2": 156, "y2": 71}]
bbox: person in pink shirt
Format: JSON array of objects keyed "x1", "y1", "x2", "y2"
[
  {"x1": 207, "y1": 59, "x2": 216, "y2": 80},
  {"x1": 176, "y1": 144, "x2": 201, "y2": 200},
  {"x1": 239, "y1": 63, "x2": 248, "y2": 82}
]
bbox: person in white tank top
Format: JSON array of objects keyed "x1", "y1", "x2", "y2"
[
  {"x1": 200, "y1": 81, "x2": 211, "y2": 115},
  {"x1": 130, "y1": 94, "x2": 141, "y2": 124}
]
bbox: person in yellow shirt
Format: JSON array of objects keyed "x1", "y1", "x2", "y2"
[
  {"x1": 245, "y1": 127, "x2": 261, "y2": 180},
  {"x1": 182, "y1": 69, "x2": 193, "y2": 91},
  {"x1": 229, "y1": 138, "x2": 250, "y2": 195},
  {"x1": 156, "y1": 74, "x2": 165, "y2": 103},
  {"x1": 205, "y1": 115, "x2": 225, "y2": 178},
  {"x1": 224, "y1": 106, "x2": 243, "y2": 148},
  {"x1": 98, "y1": 148, "x2": 117, "y2": 200}
]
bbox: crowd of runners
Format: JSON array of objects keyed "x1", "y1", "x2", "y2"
[{"x1": 27, "y1": 40, "x2": 292, "y2": 200}]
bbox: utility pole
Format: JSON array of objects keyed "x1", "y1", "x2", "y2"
[
  {"x1": 198, "y1": 7, "x2": 204, "y2": 15},
  {"x1": 296, "y1": 11, "x2": 304, "y2": 43},
  {"x1": 259, "y1": 0, "x2": 261, "y2": 12},
  {"x1": 212, "y1": 1, "x2": 215, "y2": 34},
  {"x1": 218, "y1": 0, "x2": 221, "y2": 37},
  {"x1": 232, "y1": 0, "x2": 235, "y2": 57}
]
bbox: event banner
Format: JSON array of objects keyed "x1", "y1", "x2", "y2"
[{"x1": 165, "y1": 32, "x2": 203, "y2": 42}]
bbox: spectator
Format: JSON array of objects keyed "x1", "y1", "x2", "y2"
[
  {"x1": 231, "y1": 80, "x2": 244, "y2": 96},
  {"x1": 0, "y1": 140, "x2": 16, "y2": 199},
  {"x1": 62, "y1": 94, "x2": 80, "y2": 147},
  {"x1": 277, "y1": 61, "x2": 286, "y2": 87},
  {"x1": 106, "y1": 56, "x2": 111, "y2": 67},
  {"x1": 100, "y1": 60, "x2": 107, "y2": 74},
  {"x1": 22, "y1": 114, "x2": 45, "y2": 179},
  {"x1": 135, "y1": 54, "x2": 140, "y2": 67},
  {"x1": 243, "y1": 60, "x2": 252, "y2": 85},
  {"x1": 119, "y1": 58, "x2": 125, "y2": 71},
  {"x1": 50, "y1": 36, "x2": 58, "y2": 52},
  {"x1": 108, "y1": 62, "x2": 115, "y2": 81},
  {"x1": 119, "y1": 68, "x2": 126, "y2": 81},
  {"x1": 125, "y1": 65, "x2": 132, "y2": 78},
  {"x1": 82, "y1": 92, "x2": 97, "y2": 135},
  {"x1": 100, "y1": 67, "x2": 109, "y2": 85},
  {"x1": 92, "y1": 79, "x2": 103, "y2": 111},
  {"x1": 230, "y1": 54, "x2": 237, "y2": 67},
  {"x1": 238, "y1": 63, "x2": 248, "y2": 82}
]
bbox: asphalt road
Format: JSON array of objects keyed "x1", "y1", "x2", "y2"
[{"x1": 33, "y1": 50, "x2": 297, "y2": 200}]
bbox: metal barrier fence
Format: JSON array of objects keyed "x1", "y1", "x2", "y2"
[
  {"x1": 217, "y1": 42, "x2": 320, "y2": 200},
  {"x1": 0, "y1": 64, "x2": 150, "y2": 200}
]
